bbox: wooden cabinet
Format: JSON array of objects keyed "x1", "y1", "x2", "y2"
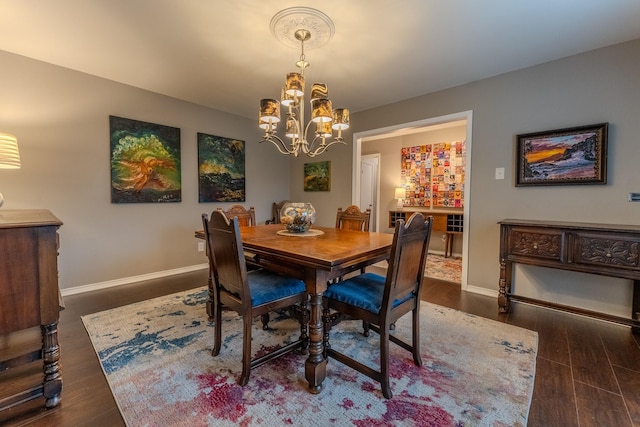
[
  {"x1": 388, "y1": 210, "x2": 463, "y2": 231},
  {"x1": 0, "y1": 210, "x2": 63, "y2": 413},
  {"x1": 498, "y1": 219, "x2": 640, "y2": 333},
  {"x1": 389, "y1": 210, "x2": 463, "y2": 257}
]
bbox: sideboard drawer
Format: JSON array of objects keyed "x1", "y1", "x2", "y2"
[
  {"x1": 573, "y1": 231, "x2": 640, "y2": 271},
  {"x1": 508, "y1": 227, "x2": 564, "y2": 262}
]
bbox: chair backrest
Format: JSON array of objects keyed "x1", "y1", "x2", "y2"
[
  {"x1": 335, "y1": 205, "x2": 371, "y2": 232},
  {"x1": 271, "y1": 200, "x2": 291, "y2": 224},
  {"x1": 202, "y1": 211, "x2": 251, "y2": 311},
  {"x1": 382, "y1": 212, "x2": 433, "y2": 316},
  {"x1": 217, "y1": 204, "x2": 256, "y2": 227}
]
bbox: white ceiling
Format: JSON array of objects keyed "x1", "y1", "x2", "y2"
[{"x1": 2, "y1": 0, "x2": 640, "y2": 121}]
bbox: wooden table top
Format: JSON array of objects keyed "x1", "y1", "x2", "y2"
[{"x1": 196, "y1": 224, "x2": 394, "y2": 271}]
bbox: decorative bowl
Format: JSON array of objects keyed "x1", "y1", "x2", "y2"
[{"x1": 280, "y1": 202, "x2": 316, "y2": 233}]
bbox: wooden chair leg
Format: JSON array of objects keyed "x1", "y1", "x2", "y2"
[
  {"x1": 299, "y1": 301, "x2": 309, "y2": 355},
  {"x1": 260, "y1": 313, "x2": 270, "y2": 330},
  {"x1": 322, "y1": 307, "x2": 331, "y2": 358},
  {"x1": 380, "y1": 325, "x2": 392, "y2": 399},
  {"x1": 412, "y1": 308, "x2": 422, "y2": 366},
  {"x1": 206, "y1": 272, "x2": 215, "y2": 322},
  {"x1": 211, "y1": 302, "x2": 222, "y2": 356},
  {"x1": 362, "y1": 320, "x2": 371, "y2": 337},
  {"x1": 239, "y1": 315, "x2": 253, "y2": 386}
]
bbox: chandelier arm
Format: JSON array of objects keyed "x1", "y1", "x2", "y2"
[
  {"x1": 260, "y1": 135, "x2": 298, "y2": 156},
  {"x1": 308, "y1": 138, "x2": 347, "y2": 157}
]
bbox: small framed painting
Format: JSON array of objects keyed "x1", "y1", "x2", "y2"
[
  {"x1": 304, "y1": 161, "x2": 331, "y2": 191},
  {"x1": 515, "y1": 123, "x2": 608, "y2": 186}
]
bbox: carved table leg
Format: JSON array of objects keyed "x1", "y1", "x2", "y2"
[
  {"x1": 41, "y1": 322, "x2": 62, "y2": 408},
  {"x1": 498, "y1": 258, "x2": 510, "y2": 313},
  {"x1": 305, "y1": 292, "x2": 327, "y2": 393}
]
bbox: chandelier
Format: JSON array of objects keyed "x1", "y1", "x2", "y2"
[{"x1": 258, "y1": 8, "x2": 349, "y2": 158}]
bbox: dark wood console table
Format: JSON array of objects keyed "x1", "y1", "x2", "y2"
[
  {"x1": 0, "y1": 210, "x2": 63, "y2": 415},
  {"x1": 498, "y1": 219, "x2": 640, "y2": 333}
]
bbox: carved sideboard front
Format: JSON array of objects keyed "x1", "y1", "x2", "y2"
[{"x1": 498, "y1": 219, "x2": 640, "y2": 333}]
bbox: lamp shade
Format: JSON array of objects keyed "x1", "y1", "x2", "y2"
[
  {"x1": 259, "y1": 99, "x2": 281, "y2": 123},
  {"x1": 258, "y1": 118, "x2": 277, "y2": 131},
  {"x1": 310, "y1": 83, "x2": 328, "y2": 101},
  {"x1": 311, "y1": 98, "x2": 332, "y2": 123},
  {"x1": 285, "y1": 117, "x2": 299, "y2": 138},
  {"x1": 317, "y1": 121, "x2": 332, "y2": 138},
  {"x1": 0, "y1": 133, "x2": 21, "y2": 169},
  {"x1": 285, "y1": 72, "x2": 305, "y2": 97},
  {"x1": 280, "y1": 87, "x2": 296, "y2": 107},
  {"x1": 394, "y1": 187, "x2": 406, "y2": 199},
  {"x1": 332, "y1": 108, "x2": 350, "y2": 130}
]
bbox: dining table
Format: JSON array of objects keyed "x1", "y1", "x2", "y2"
[{"x1": 195, "y1": 223, "x2": 394, "y2": 393}]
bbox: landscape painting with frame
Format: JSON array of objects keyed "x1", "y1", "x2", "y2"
[
  {"x1": 110, "y1": 116, "x2": 181, "y2": 203},
  {"x1": 303, "y1": 161, "x2": 331, "y2": 192},
  {"x1": 515, "y1": 122, "x2": 608, "y2": 186},
  {"x1": 197, "y1": 133, "x2": 245, "y2": 202}
]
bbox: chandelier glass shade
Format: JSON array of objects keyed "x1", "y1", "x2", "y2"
[{"x1": 259, "y1": 19, "x2": 349, "y2": 158}]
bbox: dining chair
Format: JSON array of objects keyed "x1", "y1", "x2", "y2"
[
  {"x1": 334, "y1": 205, "x2": 371, "y2": 281},
  {"x1": 335, "y1": 205, "x2": 371, "y2": 232},
  {"x1": 217, "y1": 204, "x2": 256, "y2": 226},
  {"x1": 322, "y1": 212, "x2": 433, "y2": 399},
  {"x1": 265, "y1": 200, "x2": 291, "y2": 224},
  {"x1": 202, "y1": 211, "x2": 309, "y2": 386}
]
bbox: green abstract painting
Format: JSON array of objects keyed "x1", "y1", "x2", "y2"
[
  {"x1": 304, "y1": 161, "x2": 330, "y2": 191},
  {"x1": 197, "y1": 133, "x2": 245, "y2": 202},
  {"x1": 110, "y1": 116, "x2": 181, "y2": 203}
]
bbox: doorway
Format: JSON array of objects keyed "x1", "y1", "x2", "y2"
[
  {"x1": 351, "y1": 110, "x2": 472, "y2": 289},
  {"x1": 360, "y1": 154, "x2": 380, "y2": 231}
]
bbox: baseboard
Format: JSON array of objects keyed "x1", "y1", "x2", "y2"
[
  {"x1": 464, "y1": 284, "x2": 498, "y2": 298},
  {"x1": 60, "y1": 263, "x2": 209, "y2": 297}
]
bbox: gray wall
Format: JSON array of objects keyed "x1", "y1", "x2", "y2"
[
  {"x1": 2, "y1": 38, "x2": 639, "y2": 317},
  {"x1": 290, "y1": 38, "x2": 640, "y2": 317},
  {"x1": 0, "y1": 50, "x2": 291, "y2": 291}
]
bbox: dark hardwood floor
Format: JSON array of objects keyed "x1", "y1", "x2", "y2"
[{"x1": 2, "y1": 268, "x2": 639, "y2": 426}]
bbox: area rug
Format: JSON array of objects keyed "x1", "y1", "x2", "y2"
[
  {"x1": 425, "y1": 254, "x2": 462, "y2": 283},
  {"x1": 82, "y1": 287, "x2": 537, "y2": 427},
  {"x1": 374, "y1": 254, "x2": 462, "y2": 283}
]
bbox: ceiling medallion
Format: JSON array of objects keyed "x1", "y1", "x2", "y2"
[{"x1": 270, "y1": 7, "x2": 335, "y2": 50}]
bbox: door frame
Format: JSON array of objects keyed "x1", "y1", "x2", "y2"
[
  {"x1": 351, "y1": 110, "x2": 473, "y2": 289},
  {"x1": 360, "y1": 153, "x2": 381, "y2": 231}
]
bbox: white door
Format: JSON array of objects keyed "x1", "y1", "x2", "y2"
[{"x1": 360, "y1": 154, "x2": 379, "y2": 231}]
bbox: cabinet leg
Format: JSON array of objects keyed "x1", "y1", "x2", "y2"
[{"x1": 42, "y1": 322, "x2": 62, "y2": 408}]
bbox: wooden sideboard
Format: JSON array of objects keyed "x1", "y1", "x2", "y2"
[
  {"x1": 498, "y1": 219, "x2": 640, "y2": 333},
  {"x1": 0, "y1": 210, "x2": 63, "y2": 414}
]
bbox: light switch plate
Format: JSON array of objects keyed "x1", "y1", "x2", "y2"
[{"x1": 495, "y1": 167, "x2": 505, "y2": 180}]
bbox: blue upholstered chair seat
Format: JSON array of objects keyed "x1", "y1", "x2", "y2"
[
  {"x1": 323, "y1": 273, "x2": 414, "y2": 314},
  {"x1": 247, "y1": 270, "x2": 306, "y2": 307}
]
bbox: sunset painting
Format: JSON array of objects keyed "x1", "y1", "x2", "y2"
[{"x1": 516, "y1": 123, "x2": 607, "y2": 186}]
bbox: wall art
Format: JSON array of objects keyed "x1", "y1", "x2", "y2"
[
  {"x1": 304, "y1": 161, "x2": 331, "y2": 191},
  {"x1": 516, "y1": 123, "x2": 608, "y2": 186},
  {"x1": 197, "y1": 133, "x2": 245, "y2": 202},
  {"x1": 110, "y1": 116, "x2": 181, "y2": 203},
  {"x1": 400, "y1": 141, "x2": 465, "y2": 208}
]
